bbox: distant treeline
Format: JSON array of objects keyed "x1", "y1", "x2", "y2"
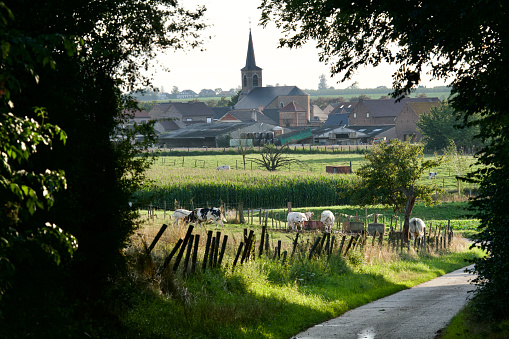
[{"x1": 304, "y1": 86, "x2": 451, "y2": 97}]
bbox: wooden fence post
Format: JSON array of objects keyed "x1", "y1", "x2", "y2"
[
  {"x1": 218, "y1": 235, "x2": 228, "y2": 267},
  {"x1": 241, "y1": 230, "x2": 254, "y2": 264},
  {"x1": 213, "y1": 231, "x2": 221, "y2": 267},
  {"x1": 148, "y1": 224, "x2": 168, "y2": 253},
  {"x1": 259, "y1": 226, "x2": 266, "y2": 257},
  {"x1": 291, "y1": 233, "x2": 299, "y2": 258},
  {"x1": 191, "y1": 234, "x2": 200, "y2": 274},
  {"x1": 208, "y1": 236, "x2": 216, "y2": 269},
  {"x1": 338, "y1": 236, "x2": 346, "y2": 255},
  {"x1": 343, "y1": 236, "x2": 355, "y2": 256},
  {"x1": 172, "y1": 225, "x2": 194, "y2": 273},
  {"x1": 232, "y1": 242, "x2": 244, "y2": 270},
  {"x1": 329, "y1": 235, "x2": 335, "y2": 256},
  {"x1": 308, "y1": 237, "x2": 322, "y2": 259},
  {"x1": 202, "y1": 231, "x2": 213, "y2": 271},
  {"x1": 183, "y1": 234, "x2": 194, "y2": 276},
  {"x1": 157, "y1": 239, "x2": 183, "y2": 276}
]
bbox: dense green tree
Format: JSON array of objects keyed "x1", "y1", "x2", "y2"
[
  {"x1": 1, "y1": 0, "x2": 205, "y2": 336},
  {"x1": 417, "y1": 103, "x2": 481, "y2": 152},
  {"x1": 352, "y1": 140, "x2": 443, "y2": 241},
  {"x1": 260, "y1": 0, "x2": 509, "y2": 316}
]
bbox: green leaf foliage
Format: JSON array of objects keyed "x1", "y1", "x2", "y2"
[
  {"x1": 260, "y1": 0, "x2": 509, "y2": 317},
  {"x1": 351, "y1": 140, "x2": 443, "y2": 239},
  {"x1": 0, "y1": 0, "x2": 206, "y2": 336},
  {"x1": 417, "y1": 102, "x2": 482, "y2": 152}
]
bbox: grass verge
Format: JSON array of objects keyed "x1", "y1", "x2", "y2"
[
  {"x1": 121, "y1": 237, "x2": 483, "y2": 338},
  {"x1": 438, "y1": 301, "x2": 509, "y2": 339}
]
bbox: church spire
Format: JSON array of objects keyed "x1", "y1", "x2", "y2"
[
  {"x1": 240, "y1": 30, "x2": 262, "y2": 98},
  {"x1": 243, "y1": 29, "x2": 261, "y2": 71}
]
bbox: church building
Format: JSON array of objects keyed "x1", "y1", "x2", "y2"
[{"x1": 233, "y1": 30, "x2": 312, "y2": 127}]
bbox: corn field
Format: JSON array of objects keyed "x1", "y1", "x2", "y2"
[{"x1": 134, "y1": 167, "x2": 356, "y2": 209}]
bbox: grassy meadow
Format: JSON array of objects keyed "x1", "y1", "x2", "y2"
[
  {"x1": 124, "y1": 208, "x2": 483, "y2": 338},
  {"x1": 135, "y1": 149, "x2": 481, "y2": 211},
  {"x1": 123, "y1": 149, "x2": 484, "y2": 338}
]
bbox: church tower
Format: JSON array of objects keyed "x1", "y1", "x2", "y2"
[{"x1": 240, "y1": 30, "x2": 262, "y2": 99}]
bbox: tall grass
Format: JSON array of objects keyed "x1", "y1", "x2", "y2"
[
  {"x1": 134, "y1": 167, "x2": 355, "y2": 209},
  {"x1": 136, "y1": 152, "x2": 481, "y2": 210},
  {"x1": 123, "y1": 220, "x2": 483, "y2": 338}
]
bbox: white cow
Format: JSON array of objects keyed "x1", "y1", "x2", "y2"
[
  {"x1": 216, "y1": 165, "x2": 230, "y2": 170},
  {"x1": 186, "y1": 207, "x2": 227, "y2": 228},
  {"x1": 287, "y1": 211, "x2": 313, "y2": 231},
  {"x1": 320, "y1": 210, "x2": 335, "y2": 233},
  {"x1": 172, "y1": 209, "x2": 191, "y2": 226},
  {"x1": 409, "y1": 217, "x2": 426, "y2": 241}
]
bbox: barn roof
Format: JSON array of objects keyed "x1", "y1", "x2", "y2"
[{"x1": 234, "y1": 86, "x2": 308, "y2": 110}]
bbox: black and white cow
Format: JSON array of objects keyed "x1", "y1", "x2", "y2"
[{"x1": 186, "y1": 207, "x2": 227, "y2": 228}]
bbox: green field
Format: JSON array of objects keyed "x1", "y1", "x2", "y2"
[
  {"x1": 136, "y1": 150, "x2": 481, "y2": 210},
  {"x1": 125, "y1": 148, "x2": 483, "y2": 338}
]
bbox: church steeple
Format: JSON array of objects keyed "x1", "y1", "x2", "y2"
[{"x1": 241, "y1": 30, "x2": 262, "y2": 98}]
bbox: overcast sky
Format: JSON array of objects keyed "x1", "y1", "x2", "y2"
[{"x1": 148, "y1": 0, "x2": 447, "y2": 93}]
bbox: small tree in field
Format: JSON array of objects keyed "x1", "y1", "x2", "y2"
[
  {"x1": 250, "y1": 144, "x2": 302, "y2": 171},
  {"x1": 352, "y1": 139, "x2": 443, "y2": 242}
]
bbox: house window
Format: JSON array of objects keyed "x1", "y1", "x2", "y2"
[
  {"x1": 366, "y1": 113, "x2": 370, "y2": 118},
  {"x1": 353, "y1": 113, "x2": 357, "y2": 118},
  {"x1": 243, "y1": 75, "x2": 247, "y2": 87},
  {"x1": 253, "y1": 74, "x2": 259, "y2": 87},
  {"x1": 206, "y1": 117, "x2": 212, "y2": 123},
  {"x1": 186, "y1": 118, "x2": 192, "y2": 121}
]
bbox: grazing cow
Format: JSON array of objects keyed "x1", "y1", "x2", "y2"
[
  {"x1": 320, "y1": 210, "x2": 335, "y2": 233},
  {"x1": 409, "y1": 217, "x2": 426, "y2": 241},
  {"x1": 216, "y1": 165, "x2": 230, "y2": 171},
  {"x1": 172, "y1": 209, "x2": 191, "y2": 226},
  {"x1": 428, "y1": 172, "x2": 437, "y2": 179},
  {"x1": 287, "y1": 211, "x2": 313, "y2": 231},
  {"x1": 186, "y1": 207, "x2": 227, "y2": 228}
]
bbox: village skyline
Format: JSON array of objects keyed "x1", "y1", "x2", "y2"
[{"x1": 145, "y1": 0, "x2": 448, "y2": 94}]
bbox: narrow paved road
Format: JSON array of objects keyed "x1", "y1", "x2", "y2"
[{"x1": 292, "y1": 265, "x2": 476, "y2": 339}]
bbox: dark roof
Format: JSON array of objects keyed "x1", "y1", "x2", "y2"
[
  {"x1": 324, "y1": 113, "x2": 350, "y2": 127},
  {"x1": 171, "y1": 102, "x2": 214, "y2": 116},
  {"x1": 358, "y1": 97, "x2": 440, "y2": 117},
  {"x1": 241, "y1": 30, "x2": 262, "y2": 71},
  {"x1": 210, "y1": 106, "x2": 234, "y2": 120},
  {"x1": 262, "y1": 108, "x2": 280, "y2": 124},
  {"x1": 157, "y1": 119, "x2": 186, "y2": 132},
  {"x1": 280, "y1": 101, "x2": 307, "y2": 112},
  {"x1": 223, "y1": 110, "x2": 277, "y2": 125},
  {"x1": 348, "y1": 125, "x2": 395, "y2": 136},
  {"x1": 159, "y1": 122, "x2": 261, "y2": 139},
  {"x1": 330, "y1": 102, "x2": 358, "y2": 114},
  {"x1": 234, "y1": 86, "x2": 309, "y2": 109}
]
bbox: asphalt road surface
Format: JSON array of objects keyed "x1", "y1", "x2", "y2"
[{"x1": 292, "y1": 265, "x2": 476, "y2": 339}]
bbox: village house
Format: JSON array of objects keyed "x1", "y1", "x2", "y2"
[
  {"x1": 233, "y1": 30, "x2": 311, "y2": 127},
  {"x1": 348, "y1": 97, "x2": 440, "y2": 126},
  {"x1": 148, "y1": 101, "x2": 214, "y2": 133},
  {"x1": 395, "y1": 101, "x2": 442, "y2": 142}
]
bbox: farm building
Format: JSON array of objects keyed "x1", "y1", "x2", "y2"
[
  {"x1": 149, "y1": 102, "x2": 215, "y2": 133},
  {"x1": 348, "y1": 97, "x2": 440, "y2": 126},
  {"x1": 157, "y1": 122, "x2": 280, "y2": 148},
  {"x1": 395, "y1": 101, "x2": 442, "y2": 142}
]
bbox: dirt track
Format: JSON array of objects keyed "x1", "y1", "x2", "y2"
[{"x1": 292, "y1": 265, "x2": 476, "y2": 339}]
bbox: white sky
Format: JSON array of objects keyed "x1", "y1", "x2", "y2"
[{"x1": 148, "y1": 0, "x2": 447, "y2": 93}]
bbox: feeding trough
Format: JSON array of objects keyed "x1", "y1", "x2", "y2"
[
  {"x1": 368, "y1": 223, "x2": 385, "y2": 235},
  {"x1": 304, "y1": 220, "x2": 324, "y2": 231},
  {"x1": 342, "y1": 221, "x2": 364, "y2": 233}
]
